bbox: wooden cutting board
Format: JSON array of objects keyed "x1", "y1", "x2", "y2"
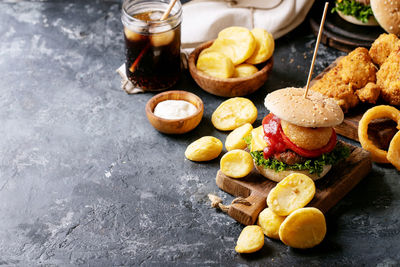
[
  {"x1": 216, "y1": 142, "x2": 371, "y2": 225},
  {"x1": 310, "y1": 58, "x2": 398, "y2": 150}
]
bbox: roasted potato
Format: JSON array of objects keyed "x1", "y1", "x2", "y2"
[
  {"x1": 209, "y1": 26, "x2": 256, "y2": 65},
  {"x1": 235, "y1": 225, "x2": 264, "y2": 253},
  {"x1": 225, "y1": 123, "x2": 253, "y2": 151},
  {"x1": 233, "y1": 64, "x2": 258, "y2": 78},
  {"x1": 257, "y1": 208, "x2": 286, "y2": 239},
  {"x1": 267, "y1": 173, "x2": 316, "y2": 216},
  {"x1": 250, "y1": 126, "x2": 268, "y2": 152},
  {"x1": 185, "y1": 136, "x2": 222, "y2": 161},
  {"x1": 197, "y1": 49, "x2": 235, "y2": 79},
  {"x1": 279, "y1": 207, "x2": 326, "y2": 249},
  {"x1": 212, "y1": 97, "x2": 257, "y2": 131},
  {"x1": 246, "y1": 28, "x2": 274, "y2": 65},
  {"x1": 220, "y1": 149, "x2": 253, "y2": 178}
]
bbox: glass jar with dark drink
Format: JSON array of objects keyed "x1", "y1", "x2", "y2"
[{"x1": 122, "y1": 0, "x2": 182, "y2": 91}]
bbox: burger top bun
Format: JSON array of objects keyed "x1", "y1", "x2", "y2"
[
  {"x1": 371, "y1": 0, "x2": 400, "y2": 36},
  {"x1": 264, "y1": 87, "x2": 344, "y2": 128}
]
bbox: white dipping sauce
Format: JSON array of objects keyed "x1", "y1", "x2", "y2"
[{"x1": 153, "y1": 100, "x2": 197, "y2": 120}]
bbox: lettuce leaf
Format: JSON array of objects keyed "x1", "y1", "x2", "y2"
[
  {"x1": 247, "y1": 133, "x2": 350, "y2": 176},
  {"x1": 331, "y1": 0, "x2": 374, "y2": 23},
  {"x1": 243, "y1": 134, "x2": 252, "y2": 147}
]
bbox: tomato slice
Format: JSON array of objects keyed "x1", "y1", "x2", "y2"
[
  {"x1": 261, "y1": 113, "x2": 337, "y2": 159},
  {"x1": 280, "y1": 127, "x2": 337, "y2": 158}
]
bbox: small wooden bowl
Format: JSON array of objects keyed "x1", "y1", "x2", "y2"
[
  {"x1": 188, "y1": 40, "x2": 274, "y2": 97},
  {"x1": 145, "y1": 90, "x2": 204, "y2": 134}
]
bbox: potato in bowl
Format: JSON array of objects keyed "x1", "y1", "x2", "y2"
[{"x1": 188, "y1": 27, "x2": 274, "y2": 97}]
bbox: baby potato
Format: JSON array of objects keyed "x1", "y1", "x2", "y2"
[
  {"x1": 279, "y1": 207, "x2": 326, "y2": 249},
  {"x1": 234, "y1": 64, "x2": 259, "y2": 78},
  {"x1": 225, "y1": 123, "x2": 253, "y2": 151},
  {"x1": 212, "y1": 97, "x2": 258, "y2": 131},
  {"x1": 220, "y1": 150, "x2": 253, "y2": 178},
  {"x1": 246, "y1": 28, "x2": 275, "y2": 65},
  {"x1": 196, "y1": 49, "x2": 235, "y2": 79},
  {"x1": 235, "y1": 225, "x2": 264, "y2": 253},
  {"x1": 267, "y1": 173, "x2": 316, "y2": 216},
  {"x1": 257, "y1": 208, "x2": 286, "y2": 240},
  {"x1": 210, "y1": 26, "x2": 256, "y2": 65},
  {"x1": 185, "y1": 136, "x2": 222, "y2": 162},
  {"x1": 251, "y1": 126, "x2": 268, "y2": 152}
]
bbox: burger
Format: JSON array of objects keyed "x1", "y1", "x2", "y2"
[
  {"x1": 371, "y1": 0, "x2": 400, "y2": 36},
  {"x1": 332, "y1": 0, "x2": 378, "y2": 26},
  {"x1": 245, "y1": 88, "x2": 350, "y2": 182}
]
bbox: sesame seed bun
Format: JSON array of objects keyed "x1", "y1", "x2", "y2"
[
  {"x1": 371, "y1": 0, "x2": 400, "y2": 36},
  {"x1": 264, "y1": 87, "x2": 344, "y2": 128}
]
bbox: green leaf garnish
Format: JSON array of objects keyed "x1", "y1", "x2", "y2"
[
  {"x1": 243, "y1": 134, "x2": 252, "y2": 146},
  {"x1": 331, "y1": 0, "x2": 374, "y2": 23},
  {"x1": 247, "y1": 133, "x2": 350, "y2": 176}
]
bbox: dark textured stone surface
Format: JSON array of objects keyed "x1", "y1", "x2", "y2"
[{"x1": 0, "y1": 1, "x2": 399, "y2": 266}]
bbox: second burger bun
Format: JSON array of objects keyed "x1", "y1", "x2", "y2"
[
  {"x1": 336, "y1": 0, "x2": 378, "y2": 26},
  {"x1": 264, "y1": 87, "x2": 344, "y2": 128},
  {"x1": 255, "y1": 164, "x2": 332, "y2": 182},
  {"x1": 337, "y1": 11, "x2": 378, "y2": 26},
  {"x1": 371, "y1": 0, "x2": 400, "y2": 36}
]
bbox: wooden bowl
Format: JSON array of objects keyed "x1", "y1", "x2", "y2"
[
  {"x1": 188, "y1": 40, "x2": 274, "y2": 97},
  {"x1": 145, "y1": 90, "x2": 204, "y2": 134}
]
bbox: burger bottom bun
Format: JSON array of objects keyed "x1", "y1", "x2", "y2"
[
  {"x1": 337, "y1": 10, "x2": 378, "y2": 26},
  {"x1": 255, "y1": 164, "x2": 332, "y2": 182}
]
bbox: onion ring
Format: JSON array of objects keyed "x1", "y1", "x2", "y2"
[
  {"x1": 388, "y1": 131, "x2": 400, "y2": 171},
  {"x1": 281, "y1": 127, "x2": 337, "y2": 158},
  {"x1": 358, "y1": 105, "x2": 400, "y2": 163},
  {"x1": 281, "y1": 120, "x2": 332, "y2": 150}
]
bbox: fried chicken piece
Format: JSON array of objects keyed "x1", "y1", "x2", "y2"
[
  {"x1": 376, "y1": 49, "x2": 400, "y2": 105},
  {"x1": 311, "y1": 65, "x2": 359, "y2": 112},
  {"x1": 339, "y1": 47, "x2": 376, "y2": 88},
  {"x1": 355, "y1": 82, "x2": 380, "y2": 104},
  {"x1": 311, "y1": 47, "x2": 377, "y2": 112},
  {"x1": 369, "y1": 33, "x2": 400, "y2": 66}
]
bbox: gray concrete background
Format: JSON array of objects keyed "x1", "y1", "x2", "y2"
[{"x1": 0, "y1": 0, "x2": 399, "y2": 266}]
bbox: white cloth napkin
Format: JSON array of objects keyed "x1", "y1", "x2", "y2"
[
  {"x1": 116, "y1": 64, "x2": 145, "y2": 94},
  {"x1": 182, "y1": 0, "x2": 315, "y2": 49},
  {"x1": 117, "y1": 0, "x2": 315, "y2": 93}
]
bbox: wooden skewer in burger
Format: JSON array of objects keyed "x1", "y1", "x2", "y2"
[{"x1": 249, "y1": 3, "x2": 350, "y2": 182}]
